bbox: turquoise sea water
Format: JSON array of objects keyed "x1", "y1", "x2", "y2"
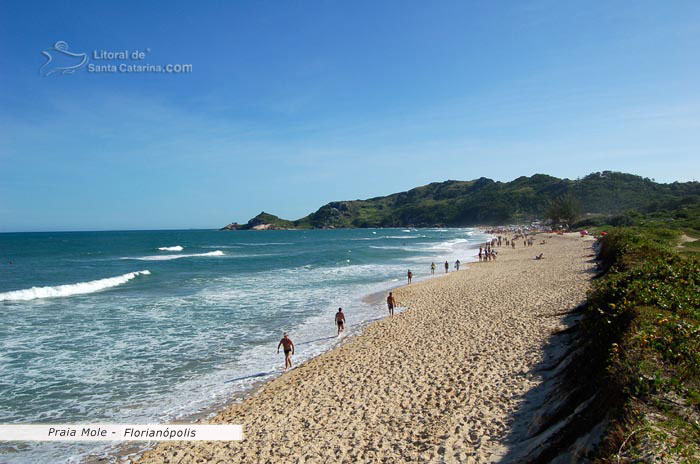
[{"x1": 0, "y1": 228, "x2": 488, "y2": 463}]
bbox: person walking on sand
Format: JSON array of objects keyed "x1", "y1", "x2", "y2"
[
  {"x1": 407, "y1": 269, "x2": 413, "y2": 284},
  {"x1": 455, "y1": 259, "x2": 460, "y2": 271},
  {"x1": 277, "y1": 333, "x2": 295, "y2": 371},
  {"x1": 444, "y1": 261, "x2": 449, "y2": 273},
  {"x1": 431, "y1": 262, "x2": 435, "y2": 275},
  {"x1": 335, "y1": 307, "x2": 346, "y2": 335},
  {"x1": 387, "y1": 292, "x2": 396, "y2": 317}
]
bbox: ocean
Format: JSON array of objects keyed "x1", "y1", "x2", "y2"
[{"x1": 0, "y1": 228, "x2": 489, "y2": 463}]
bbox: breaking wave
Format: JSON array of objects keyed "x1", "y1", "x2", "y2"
[
  {"x1": 158, "y1": 246, "x2": 184, "y2": 251},
  {"x1": 0, "y1": 271, "x2": 151, "y2": 302},
  {"x1": 125, "y1": 251, "x2": 225, "y2": 261}
]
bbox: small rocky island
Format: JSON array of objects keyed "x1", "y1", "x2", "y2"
[{"x1": 220, "y1": 212, "x2": 296, "y2": 230}]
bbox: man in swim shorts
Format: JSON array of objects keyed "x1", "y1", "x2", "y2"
[
  {"x1": 277, "y1": 333, "x2": 295, "y2": 371},
  {"x1": 387, "y1": 292, "x2": 396, "y2": 317},
  {"x1": 335, "y1": 307, "x2": 346, "y2": 335}
]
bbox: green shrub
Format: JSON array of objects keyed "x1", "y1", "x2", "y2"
[
  {"x1": 595, "y1": 227, "x2": 680, "y2": 272},
  {"x1": 585, "y1": 229, "x2": 700, "y2": 460}
]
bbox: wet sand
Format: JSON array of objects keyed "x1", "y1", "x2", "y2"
[{"x1": 136, "y1": 233, "x2": 594, "y2": 463}]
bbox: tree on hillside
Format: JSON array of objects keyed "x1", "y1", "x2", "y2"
[{"x1": 546, "y1": 193, "x2": 582, "y2": 229}]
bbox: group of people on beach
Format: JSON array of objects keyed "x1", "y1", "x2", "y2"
[
  {"x1": 278, "y1": 229, "x2": 549, "y2": 370},
  {"x1": 277, "y1": 307, "x2": 347, "y2": 370},
  {"x1": 418, "y1": 259, "x2": 462, "y2": 281},
  {"x1": 425, "y1": 259, "x2": 461, "y2": 277},
  {"x1": 478, "y1": 235, "x2": 514, "y2": 261},
  {"x1": 477, "y1": 232, "x2": 541, "y2": 261},
  {"x1": 478, "y1": 244, "x2": 497, "y2": 262},
  {"x1": 416, "y1": 233, "x2": 540, "y2": 282},
  {"x1": 278, "y1": 290, "x2": 401, "y2": 370},
  {"x1": 479, "y1": 235, "x2": 518, "y2": 261}
]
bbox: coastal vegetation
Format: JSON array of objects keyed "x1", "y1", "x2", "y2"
[
  {"x1": 221, "y1": 171, "x2": 700, "y2": 230},
  {"x1": 580, "y1": 227, "x2": 700, "y2": 461}
]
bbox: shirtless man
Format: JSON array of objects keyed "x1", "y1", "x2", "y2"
[
  {"x1": 407, "y1": 270, "x2": 413, "y2": 284},
  {"x1": 335, "y1": 307, "x2": 346, "y2": 335},
  {"x1": 444, "y1": 261, "x2": 449, "y2": 273},
  {"x1": 387, "y1": 292, "x2": 396, "y2": 317},
  {"x1": 277, "y1": 333, "x2": 295, "y2": 371}
]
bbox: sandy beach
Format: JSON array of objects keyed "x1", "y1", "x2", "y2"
[{"x1": 135, "y1": 233, "x2": 595, "y2": 463}]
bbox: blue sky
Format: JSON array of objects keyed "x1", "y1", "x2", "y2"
[{"x1": 1, "y1": 1, "x2": 699, "y2": 232}]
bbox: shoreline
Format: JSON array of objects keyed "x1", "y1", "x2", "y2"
[
  {"x1": 132, "y1": 232, "x2": 595, "y2": 463},
  {"x1": 92, "y1": 240, "x2": 485, "y2": 463}
]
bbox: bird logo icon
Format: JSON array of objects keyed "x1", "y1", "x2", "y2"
[{"x1": 40, "y1": 41, "x2": 89, "y2": 76}]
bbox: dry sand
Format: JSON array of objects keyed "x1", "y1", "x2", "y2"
[{"x1": 135, "y1": 233, "x2": 595, "y2": 463}]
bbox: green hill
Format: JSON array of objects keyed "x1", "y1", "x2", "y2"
[{"x1": 222, "y1": 171, "x2": 700, "y2": 230}]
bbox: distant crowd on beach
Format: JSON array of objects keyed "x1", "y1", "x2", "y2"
[
  {"x1": 408, "y1": 228, "x2": 542, "y2": 284},
  {"x1": 477, "y1": 232, "x2": 537, "y2": 262}
]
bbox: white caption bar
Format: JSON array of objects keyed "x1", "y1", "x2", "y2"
[{"x1": 0, "y1": 424, "x2": 243, "y2": 442}]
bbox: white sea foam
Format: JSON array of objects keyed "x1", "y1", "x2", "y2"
[
  {"x1": 158, "y1": 245, "x2": 184, "y2": 251},
  {"x1": 424, "y1": 238, "x2": 470, "y2": 250},
  {"x1": 370, "y1": 238, "x2": 459, "y2": 249},
  {"x1": 351, "y1": 235, "x2": 425, "y2": 241},
  {"x1": 369, "y1": 245, "x2": 419, "y2": 251},
  {"x1": 0, "y1": 271, "x2": 151, "y2": 302},
  {"x1": 125, "y1": 251, "x2": 225, "y2": 261}
]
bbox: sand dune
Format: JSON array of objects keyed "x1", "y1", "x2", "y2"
[{"x1": 135, "y1": 233, "x2": 594, "y2": 463}]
